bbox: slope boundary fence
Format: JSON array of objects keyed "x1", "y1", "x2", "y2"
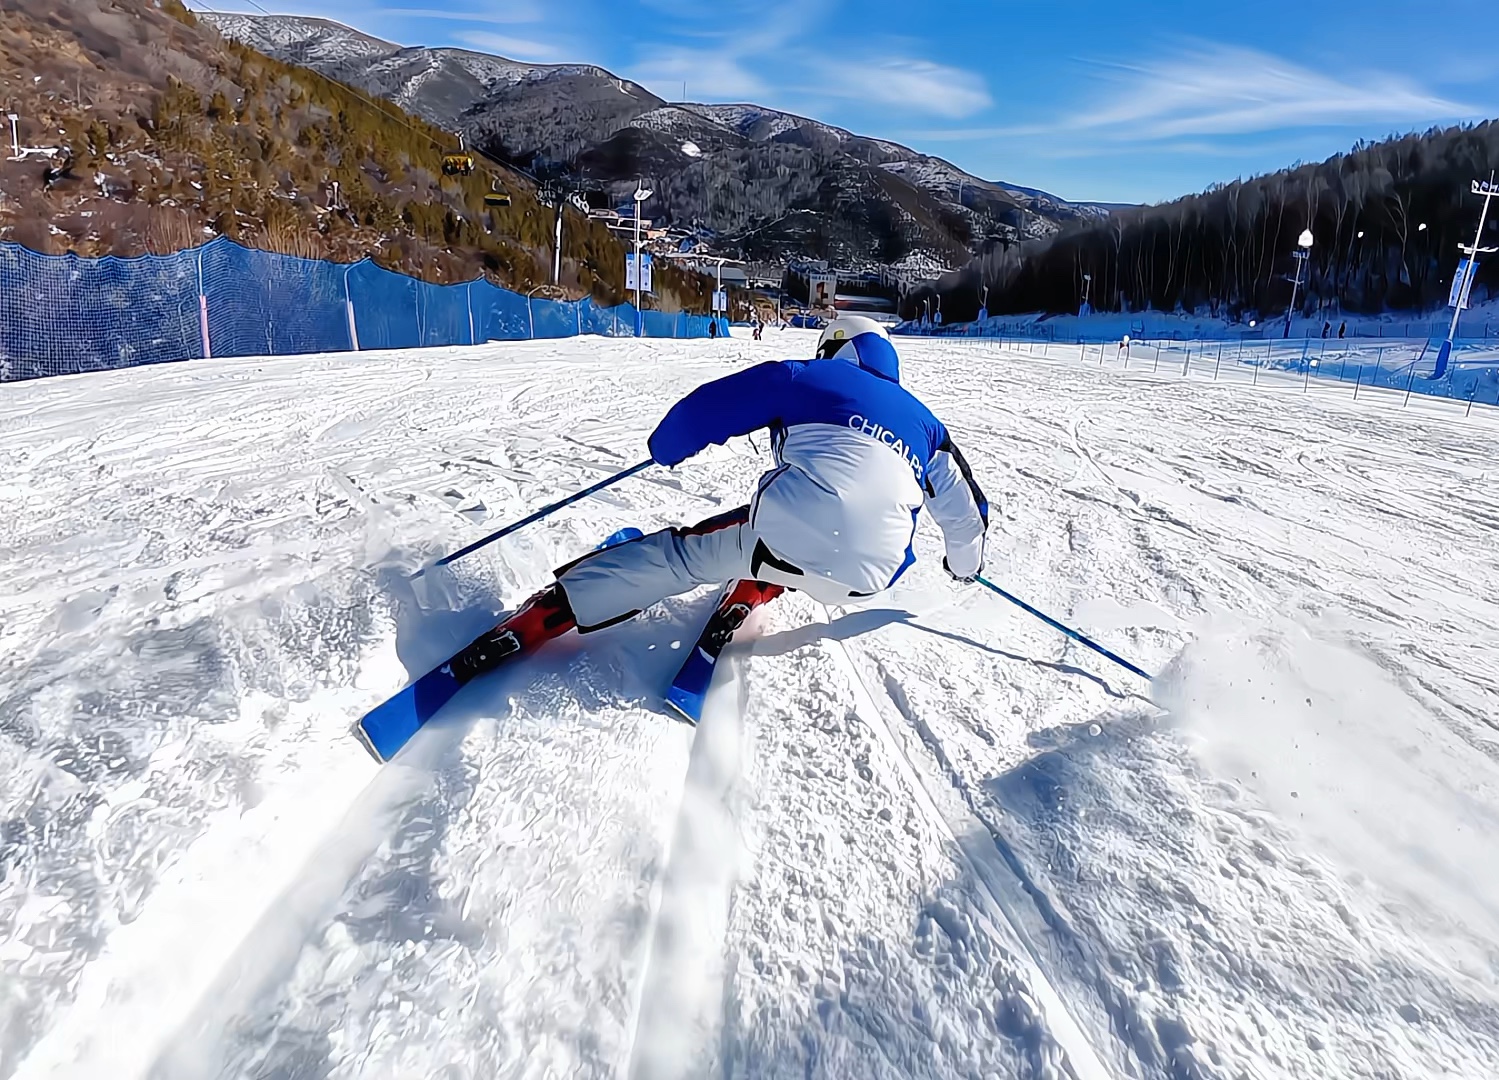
[
  {"x1": 0, "y1": 236, "x2": 714, "y2": 383},
  {"x1": 897, "y1": 313, "x2": 1499, "y2": 344},
  {"x1": 932, "y1": 334, "x2": 1499, "y2": 415}
]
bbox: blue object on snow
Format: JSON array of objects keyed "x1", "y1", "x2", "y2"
[
  {"x1": 665, "y1": 642, "x2": 716, "y2": 724},
  {"x1": 1433, "y1": 339, "x2": 1453, "y2": 380},
  {"x1": 355, "y1": 663, "x2": 465, "y2": 762},
  {"x1": 597, "y1": 527, "x2": 645, "y2": 549}
]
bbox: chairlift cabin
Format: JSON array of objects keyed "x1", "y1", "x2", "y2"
[
  {"x1": 484, "y1": 184, "x2": 511, "y2": 207},
  {"x1": 442, "y1": 151, "x2": 475, "y2": 176}
]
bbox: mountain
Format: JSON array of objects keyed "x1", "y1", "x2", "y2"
[
  {"x1": 0, "y1": 0, "x2": 709, "y2": 310},
  {"x1": 907, "y1": 122, "x2": 1499, "y2": 323},
  {"x1": 202, "y1": 13, "x2": 1114, "y2": 273}
]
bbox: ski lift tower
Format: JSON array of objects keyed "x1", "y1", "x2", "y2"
[{"x1": 1435, "y1": 173, "x2": 1499, "y2": 377}]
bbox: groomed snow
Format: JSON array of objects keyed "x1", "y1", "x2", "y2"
[{"x1": 2, "y1": 333, "x2": 1497, "y2": 1079}]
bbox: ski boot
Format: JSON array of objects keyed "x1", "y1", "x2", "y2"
[
  {"x1": 702, "y1": 580, "x2": 785, "y2": 658},
  {"x1": 449, "y1": 583, "x2": 576, "y2": 684}
]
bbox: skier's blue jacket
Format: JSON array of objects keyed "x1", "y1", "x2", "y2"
[{"x1": 649, "y1": 334, "x2": 988, "y2": 598}]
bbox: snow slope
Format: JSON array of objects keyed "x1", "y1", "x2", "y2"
[{"x1": 2, "y1": 334, "x2": 1497, "y2": 1079}]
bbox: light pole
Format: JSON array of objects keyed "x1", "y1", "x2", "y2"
[
  {"x1": 714, "y1": 257, "x2": 725, "y2": 332},
  {"x1": 1284, "y1": 229, "x2": 1314, "y2": 338},
  {"x1": 632, "y1": 182, "x2": 652, "y2": 336},
  {"x1": 1080, "y1": 273, "x2": 1092, "y2": 316},
  {"x1": 1436, "y1": 174, "x2": 1499, "y2": 377}
]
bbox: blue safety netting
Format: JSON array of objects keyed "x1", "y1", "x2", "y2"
[
  {"x1": 204, "y1": 239, "x2": 349, "y2": 359},
  {"x1": 0, "y1": 245, "x2": 203, "y2": 381},
  {"x1": 0, "y1": 236, "x2": 713, "y2": 383}
]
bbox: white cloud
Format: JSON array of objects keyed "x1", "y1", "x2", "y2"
[
  {"x1": 917, "y1": 42, "x2": 1482, "y2": 144},
  {"x1": 635, "y1": 0, "x2": 746, "y2": 16},
  {"x1": 377, "y1": 3, "x2": 545, "y2": 24},
  {"x1": 632, "y1": 42, "x2": 769, "y2": 101},
  {"x1": 453, "y1": 29, "x2": 565, "y2": 62},
  {"x1": 821, "y1": 57, "x2": 991, "y2": 118},
  {"x1": 627, "y1": 22, "x2": 990, "y2": 119},
  {"x1": 1077, "y1": 44, "x2": 1478, "y2": 138}
]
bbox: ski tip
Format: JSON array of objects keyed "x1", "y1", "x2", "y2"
[{"x1": 351, "y1": 720, "x2": 389, "y2": 764}]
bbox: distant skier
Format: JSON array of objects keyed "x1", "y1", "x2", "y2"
[{"x1": 450, "y1": 315, "x2": 990, "y2": 680}]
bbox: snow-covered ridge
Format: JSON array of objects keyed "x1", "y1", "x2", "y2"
[
  {"x1": 203, "y1": 14, "x2": 614, "y2": 92},
  {"x1": 625, "y1": 106, "x2": 741, "y2": 142},
  {"x1": 435, "y1": 50, "x2": 615, "y2": 91},
  {"x1": 684, "y1": 103, "x2": 806, "y2": 141},
  {"x1": 882, "y1": 158, "x2": 1008, "y2": 198},
  {"x1": 686, "y1": 102, "x2": 1110, "y2": 218},
  {"x1": 201, "y1": 13, "x2": 397, "y2": 64}
]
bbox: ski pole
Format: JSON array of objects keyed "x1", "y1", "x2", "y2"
[
  {"x1": 412, "y1": 459, "x2": 654, "y2": 578},
  {"x1": 974, "y1": 575, "x2": 1154, "y2": 682}
]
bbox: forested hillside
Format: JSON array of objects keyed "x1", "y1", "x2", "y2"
[
  {"x1": 0, "y1": 0, "x2": 709, "y2": 309},
  {"x1": 917, "y1": 123, "x2": 1499, "y2": 323}
]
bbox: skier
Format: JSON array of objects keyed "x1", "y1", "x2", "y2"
[{"x1": 448, "y1": 315, "x2": 990, "y2": 682}]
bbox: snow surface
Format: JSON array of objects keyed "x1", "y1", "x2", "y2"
[{"x1": 2, "y1": 333, "x2": 1498, "y2": 1079}]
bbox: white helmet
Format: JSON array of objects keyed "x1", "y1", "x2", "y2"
[
  {"x1": 814, "y1": 315, "x2": 900, "y2": 381},
  {"x1": 816, "y1": 315, "x2": 888, "y2": 359}
]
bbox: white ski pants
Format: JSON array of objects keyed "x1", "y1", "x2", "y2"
[{"x1": 556, "y1": 506, "x2": 870, "y2": 631}]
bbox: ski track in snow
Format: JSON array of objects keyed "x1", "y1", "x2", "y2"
[{"x1": 2, "y1": 333, "x2": 1498, "y2": 1079}]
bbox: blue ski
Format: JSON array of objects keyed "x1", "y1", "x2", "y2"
[
  {"x1": 664, "y1": 579, "x2": 782, "y2": 724},
  {"x1": 355, "y1": 527, "x2": 643, "y2": 762}
]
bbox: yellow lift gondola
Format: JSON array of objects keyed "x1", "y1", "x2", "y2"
[
  {"x1": 442, "y1": 135, "x2": 476, "y2": 176},
  {"x1": 484, "y1": 178, "x2": 511, "y2": 207},
  {"x1": 442, "y1": 151, "x2": 475, "y2": 177}
]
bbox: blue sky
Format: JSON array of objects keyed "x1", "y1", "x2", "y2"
[{"x1": 202, "y1": 0, "x2": 1496, "y2": 205}]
